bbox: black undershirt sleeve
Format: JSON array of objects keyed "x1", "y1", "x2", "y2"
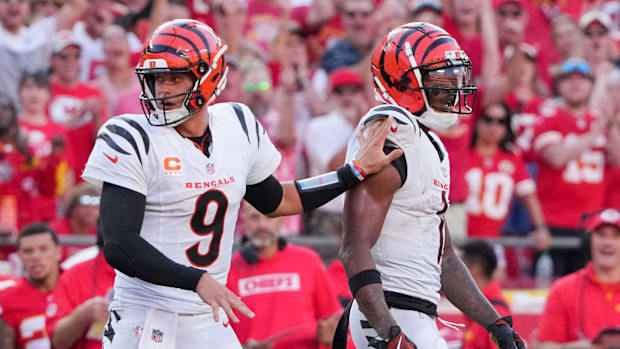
[
  {"x1": 244, "y1": 175, "x2": 284, "y2": 214},
  {"x1": 100, "y1": 182, "x2": 205, "y2": 291}
]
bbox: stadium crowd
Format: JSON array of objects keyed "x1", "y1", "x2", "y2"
[{"x1": 0, "y1": 0, "x2": 619, "y2": 348}]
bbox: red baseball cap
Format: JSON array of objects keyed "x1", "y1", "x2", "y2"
[
  {"x1": 329, "y1": 68, "x2": 363, "y2": 91},
  {"x1": 584, "y1": 209, "x2": 620, "y2": 231}
]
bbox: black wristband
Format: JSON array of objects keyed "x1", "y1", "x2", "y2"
[
  {"x1": 348, "y1": 269, "x2": 382, "y2": 297},
  {"x1": 294, "y1": 164, "x2": 362, "y2": 212}
]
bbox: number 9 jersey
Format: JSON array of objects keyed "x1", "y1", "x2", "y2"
[{"x1": 82, "y1": 103, "x2": 281, "y2": 315}]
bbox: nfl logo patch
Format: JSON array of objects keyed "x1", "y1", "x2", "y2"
[
  {"x1": 151, "y1": 329, "x2": 163, "y2": 343},
  {"x1": 207, "y1": 163, "x2": 215, "y2": 175},
  {"x1": 135, "y1": 325, "x2": 143, "y2": 337}
]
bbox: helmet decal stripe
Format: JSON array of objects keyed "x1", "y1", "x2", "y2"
[
  {"x1": 178, "y1": 23, "x2": 214, "y2": 60},
  {"x1": 395, "y1": 28, "x2": 438, "y2": 63},
  {"x1": 149, "y1": 44, "x2": 192, "y2": 64},
  {"x1": 420, "y1": 37, "x2": 458, "y2": 63},
  {"x1": 153, "y1": 32, "x2": 201, "y2": 58}
]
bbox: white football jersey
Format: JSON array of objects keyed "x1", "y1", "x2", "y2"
[
  {"x1": 83, "y1": 103, "x2": 281, "y2": 314},
  {"x1": 346, "y1": 104, "x2": 450, "y2": 305}
]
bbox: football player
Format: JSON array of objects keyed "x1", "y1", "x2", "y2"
[
  {"x1": 82, "y1": 19, "x2": 400, "y2": 349},
  {"x1": 335, "y1": 22, "x2": 527, "y2": 349}
]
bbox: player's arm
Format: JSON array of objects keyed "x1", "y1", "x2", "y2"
[
  {"x1": 440, "y1": 227, "x2": 526, "y2": 349},
  {"x1": 100, "y1": 182, "x2": 253, "y2": 323},
  {"x1": 0, "y1": 318, "x2": 15, "y2": 349},
  {"x1": 339, "y1": 164, "x2": 407, "y2": 341},
  {"x1": 244, "y1": 118, "x2": 402, "y2": 217}
]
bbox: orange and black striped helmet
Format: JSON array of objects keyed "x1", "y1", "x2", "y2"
[
  {"x1": 371, "y1": 22, "x2": 476, "y2": 129},
  {"x1": 136, "y1": 19, "x2": 228, "y2": 126}
]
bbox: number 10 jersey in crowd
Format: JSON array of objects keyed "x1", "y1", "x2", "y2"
[{"x1": 82, "y1": 103, "x2": 281, "y2": 315}]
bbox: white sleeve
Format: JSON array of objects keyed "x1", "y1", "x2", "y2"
[
  {"x1": 82, "y1": 117, "x2": 150, "y2": 195},
  {"x1": 232, "y1": 104, "x2": 281, "y2": 185}
]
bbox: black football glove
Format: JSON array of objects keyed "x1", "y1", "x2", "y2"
[
  {"x1": 368, "y1": 325, "x2": 418, "y2": 349},
  {"x1": 487, "y1": 316, "x2": 526, "y2": 349}
]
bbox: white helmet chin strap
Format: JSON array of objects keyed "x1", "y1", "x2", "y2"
[{"x1": 416, "y1": 109, "x2": 458, "y2": 130}]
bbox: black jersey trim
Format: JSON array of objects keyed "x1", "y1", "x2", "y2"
[
  {"x1": 105, "y1": 124, "x2": 142, "y2": 164},
  {"x1": 231, "y1": 103, "x2": 251, "y2": 143},
  {"x1": 97, "y1": 133, "x2": 131, "y2": 155},
  {"x1": 120, "y1": 117, "x2": 150, "y2": 155}
]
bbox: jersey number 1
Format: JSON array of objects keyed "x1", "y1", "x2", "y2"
[{"x1": 186, "y1": 190, "x2": 229, "y2": 267}]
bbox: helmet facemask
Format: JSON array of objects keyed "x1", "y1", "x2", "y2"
[
  {"x1": 137, "y1": 68, "x2": 203, "y2": 127},
  {"x1": 403, "y1": 50, "x2": 477, "y2": 130}
]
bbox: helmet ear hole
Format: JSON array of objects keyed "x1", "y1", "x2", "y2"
[{"x1": 198, "y1": 62, "x2": 209, "y2": 75}]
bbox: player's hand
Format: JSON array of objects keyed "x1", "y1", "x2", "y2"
[
  {"x1": 81, "y1": 297, "x2": 110, "y2": 323},
  {"x1": 355, "y1": 116, "x2": 403, "y2": 176},
  {"x1": 368, "y1": 326, "x2": 417, "y2": 349},
  {"x1": 487, "y1": 316, "x2": 526, "y2": 349},
  {"x1": 196, "y1": 272, "x2": 255, "y2": 323}
]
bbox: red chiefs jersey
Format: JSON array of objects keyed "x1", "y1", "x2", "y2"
[
  {"x1": 0, "y1": 278, "x2": 54, "y2": 349},
  {"x1": 462, "y1": 281, "x2": 511, "y2": 349},
  {"x1": 532, "y1": 108, "x2": 606, "y2": 228},
  {"x1": 47, "y1": 251, "x2": 115, "y2": 349},
  {"x1": 465, "y1": 148, "x2": 535, "y2": 237},
  {"x1": 0, "y1": 142, "x2": 58, "y2": 230},
  {"x1": 227, "y1": 244, "x2": 341, "y2": 349},
  {"x1": 49, "y1": 81, "x2": 107, "y2": 181}
]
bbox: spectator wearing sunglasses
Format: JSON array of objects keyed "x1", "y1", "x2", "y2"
[
  {"x1": 580, "y1": 10, "x2": 617, "y2": 77},
  {"x1": 49, "y1": 183, "x2": 100, "y2": 261},
  {"x1": 239, "y1": 58, "x2": 301, "y2": 236},
  {"x1": 531, "y1": 58, "x2": 620, "y2": 276},
  {"x1": 465, "y1": 103, "x2": 550, "y2": 277},
  {"x1": 303, "y1": 68, "x2": 367, "y2": 237}
]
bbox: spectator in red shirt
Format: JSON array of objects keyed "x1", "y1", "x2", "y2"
[
  {"x1": 48, "y1": 30, "x2": 108, "y2": 182},
  {"x1": 18, "y1": 71, "x2": 73, "y2": 219},
  {"x1": 536, "y1": 208, "x2": 620, "y2": 347},
  {"x1": 48, "y1": 229, "x2": 114, "y2": 349},
  {"x1": 465, "y1": 103, "x2": 551, "y2": 253},
  {"x1": 532, "y1": 58, "x2": 619, "y2": 275},
  {"x1": 461, "y1": 240, "x2": 512, "y2": 349},
  {"x1": 0, "y1": 94, "x2": 59, "y2": 233},
  {"x1": 227, "y1": 205, "x2": 341, "y2": 349},
  {"x1": 50, "y1": 183, "x2": 100, "y2": 261},
  {"x1": 0, "y1": 223, "x2": 61, "y2": 349}
]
